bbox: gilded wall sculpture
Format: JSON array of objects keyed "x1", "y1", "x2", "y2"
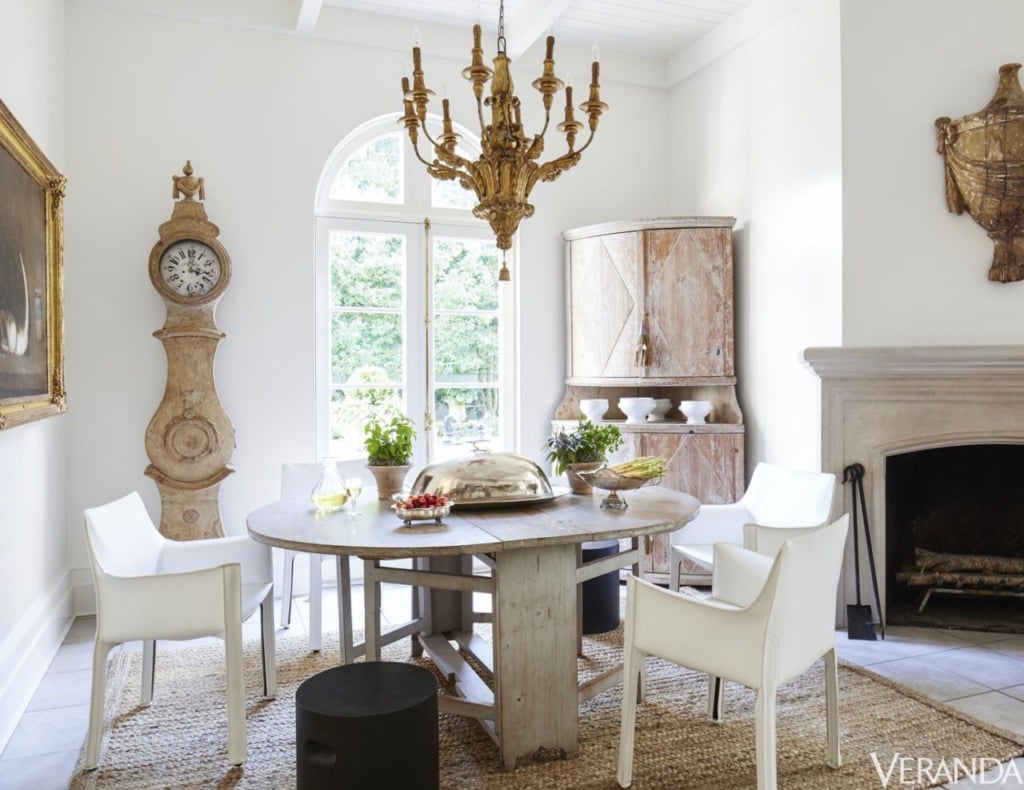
[{"x1": 936, "y1": 63, "x2": 1024, "y2": 283}]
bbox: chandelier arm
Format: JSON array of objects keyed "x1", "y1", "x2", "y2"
[
  {"x1": 526, "y1": 129, "x2": 597, "y2": 192},
  {"x1": 408, "y1": 136, "x2": 450, "y2": 172},
  {"x1": 417, "y1": 119, "x2": 445, "y2": 151},
  {"x1": 538, "y1": 108, "x2": 553, "y2": 141},
  {"x1": 568, "y1": 127, "x2": 598, "y2": 157},
  {"x1": 436, "y1": 149, "x2": 478, "y2": 180}
]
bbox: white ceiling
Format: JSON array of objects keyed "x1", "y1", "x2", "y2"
[{"x1": 310, "y1": 0, "x2": 755, "y2": 59}]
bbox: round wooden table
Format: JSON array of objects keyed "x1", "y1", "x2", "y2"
[{"x1": 248, "y1": 485, "x2": 699, "y2": 771}]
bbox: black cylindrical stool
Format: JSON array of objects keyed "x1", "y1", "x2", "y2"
[
  {"x1": 581, "y1": 539, "x2": 622, "y2": 634},
  {"x1": 296, "y1": 661, "x2": 439, "y2": 790}
]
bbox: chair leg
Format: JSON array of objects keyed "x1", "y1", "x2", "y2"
[
  {"x1": 824, "y1": 647, "x2": 842, "y2": 769},
  {"x1": 280, "y1": 549, "x2": 297, "y2": 628},
  {"x1": 616, "y1": 647, "x2": 643, "y2": 788},
  {"x1": 708, "y1": 674, "x2": 725, "y2": 722},
  {"x1": 141, "y1": 639, "x2": 156, "y2": 706},
  {"x1": 84, "y1": 640, "x2": 114, "y2": 770},
  {"x1": 223, "y1": 566, "x2": 247, "y2": 766},
  {"x1": 308, "y1": 553, "x2": 323, "y2": 651},
  {"x1": 260, "y1": 589, "x2": 277, "y2": 698},
  {"x1": 337, "y1": 555, "x2": 354, "y2": 664},
  {"x1": 669, "y1": 549, "x2": 681, "y2": 592},
  {"x1": 754, "y1": 684, "x2": 778, "y2": 790}
]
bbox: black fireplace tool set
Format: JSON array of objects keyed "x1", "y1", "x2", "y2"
[{"x1": 843, "y1": 463, "x2": 885, "y2": 640}]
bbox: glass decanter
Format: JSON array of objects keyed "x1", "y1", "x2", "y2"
[{"x1": 311, "y1": 459, "x2": 348, "y2": 512}]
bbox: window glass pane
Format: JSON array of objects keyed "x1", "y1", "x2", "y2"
[
  {"x1": 431, "y1": 177, "x2": 477, "y2": 210},
  {"x1": 331, "y1": 313, "x2": 403, "y2": 383},
  {"x1": 329, "y1": 133, "x2": 403, "y2": 203},
  {"x1": 329, "y1": 386, "x2": 406, "y2": 459},
  {"x1": 434, "y1": 386, "x2": 499, "y2": 458},
  {"x1": 433, "y1": 237, "x2": 500, "y2": 311},
  {"x1": 433, "y1": 314, "x2": 498, "y2": 383},
  {"x1": 330, "y1": 231, "x2": 404, "y2": 308}
]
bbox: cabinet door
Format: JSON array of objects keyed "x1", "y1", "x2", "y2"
[
  {"x1": 567, "y1": 232, "x2": 643, "y2": 378},
  {"x1": 645, "y1": 228, "x2": 734, "y2": 378},
  {"x1": 644, "y1": 431, "x2": 744, "y2": 504},
  {"x1": 639, "y1": 431, "x2": 745, "y2": 579}
]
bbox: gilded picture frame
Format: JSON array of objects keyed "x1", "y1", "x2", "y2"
[{"x1": 0, "y1": 98, "x2": 66, "y2": 429}]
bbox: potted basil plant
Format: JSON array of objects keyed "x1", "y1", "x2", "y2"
[
  {"x1": 364, "y1": 415, "x2": 416, "y2": 499},
  {"x1": 543, "y1": 419, "x2": 624, "y2": 494}
]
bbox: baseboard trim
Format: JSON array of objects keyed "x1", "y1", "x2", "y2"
[{"x1": 0, "y1": 570, "x2": 77, "y2": 753}]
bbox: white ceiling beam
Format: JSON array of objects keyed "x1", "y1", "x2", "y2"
[
  {"x1": 506, "y1": 0, "x2": 575, "y2": 61},
  {"x1": 295, "y1": 0, "x2": 323, "y2": 33}
]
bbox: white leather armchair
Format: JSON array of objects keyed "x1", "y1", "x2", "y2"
[
  {"x1": 617, "y1": 515, "x2": 850, "y2": 789},
  {"x1": 669, "y1": 462, "x2": 836, "y2": 589},
  {"x1": 83, "y1": 492, "x2": 276, "y2": 769}
]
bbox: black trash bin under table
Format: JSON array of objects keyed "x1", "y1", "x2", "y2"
[
  {"x1": 295, "y1": 661, "x2": 439, "y2": 789},
  {"x1": 581, "y1": 538, "x2": 623, "y2": 634}
]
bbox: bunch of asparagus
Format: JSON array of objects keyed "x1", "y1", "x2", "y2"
[{"x1": 609, "y1": 456, "x2": 667, "y2": 479}]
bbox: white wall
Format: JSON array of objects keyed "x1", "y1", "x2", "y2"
[
  {"x1": 63, "y1": 5, "x2": 670, "y2": 575},
  {"x1": 667, "y1": 0, "x2": 843, "y2": 472},
  {"x1": 841, "y1": 0, "x2": 1024, "y2": 345},
  {"x1": 0, "y1": 0, "x2": 67, "y2": 749}
]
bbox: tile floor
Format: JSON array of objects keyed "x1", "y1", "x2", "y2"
[{"x1": 2, "y1": 584, "x2": 1024, "y2": 789}]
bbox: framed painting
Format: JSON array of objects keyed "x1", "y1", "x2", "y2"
[{"x1": 0, "y1": 98, "x2": 66, "y2": 429}]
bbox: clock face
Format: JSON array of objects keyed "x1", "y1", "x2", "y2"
[{"x1": 159, "y1": 239, "x2": 223, "y2": 298}]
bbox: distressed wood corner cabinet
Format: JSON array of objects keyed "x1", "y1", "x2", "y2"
[{"x1": 555, "y1": 217, "x2": 745, "y2": 584}]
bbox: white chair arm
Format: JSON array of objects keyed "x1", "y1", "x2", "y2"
[
  {"x1": 160, "y1": 534, "x2": 273, "y2": 586},
  {"x1": 629, "y1": 577, "x2": 769, "y2": 689},
  {"x1": 95, "y1": 564, "x2": 238, "y2": 644},
  {"x1": 711, "y1": 543, "x2": 774, "y2": 608},
  {"x1": 743, "y1": 523, "x2": 827, "y2": 558},
  {"x1": 669, "y1": 502, "x2": 751, "y2": 546}
]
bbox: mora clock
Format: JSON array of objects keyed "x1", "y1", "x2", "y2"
[{"x1": 144, "y1": 162, "x2": 235, "y2": 539}]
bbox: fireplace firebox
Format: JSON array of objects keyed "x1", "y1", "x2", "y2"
[{"x1": 886, "y1": 444, "x2": 1024, "y2": 630}]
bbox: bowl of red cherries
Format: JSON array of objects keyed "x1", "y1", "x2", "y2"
[{"x1": 391, "y1": 492, "x2": 453, "y2": 525}]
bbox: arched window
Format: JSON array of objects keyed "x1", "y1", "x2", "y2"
[{"x1": 315, "y1": 115, "x2": 515, "y2": 467}]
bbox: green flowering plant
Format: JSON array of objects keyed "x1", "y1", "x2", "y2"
[{"x1": 543, "y1": 419, "x2": 624, "y2": 477}]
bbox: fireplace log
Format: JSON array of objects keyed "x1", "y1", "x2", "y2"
[
  {"x1": 896, "y1": 569, "x2": 1024, "y2": 588},
  {"x1": 914, "y1": 547, "x2": 1024, "y2": 575}
]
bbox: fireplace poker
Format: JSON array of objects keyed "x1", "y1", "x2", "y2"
[{"x1": 843, "y1": 462, "x2": 885, "y2": 640}]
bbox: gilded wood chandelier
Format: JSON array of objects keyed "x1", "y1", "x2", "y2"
[{"x1": 400, "y1": 1, "x2": 607, "y2": 281}]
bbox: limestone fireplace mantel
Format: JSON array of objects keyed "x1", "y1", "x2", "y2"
[{"x1": 803, "y1": 345, "x2": 1024, "y2": 623}]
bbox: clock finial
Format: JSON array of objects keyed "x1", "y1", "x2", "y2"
[{"x1": 172, "y1": 160, "x2": 205, "y2": 202}]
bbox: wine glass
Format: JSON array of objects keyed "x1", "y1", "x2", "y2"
[{"x1": 345, "y1": 477, "x2": 364, "y2": 515}]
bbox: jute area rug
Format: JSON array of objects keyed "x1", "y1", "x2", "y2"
[{"x1": 70, "y1": 626, "x2": 1024, "y2": 790}]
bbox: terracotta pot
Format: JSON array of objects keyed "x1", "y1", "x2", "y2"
[
  {"x1": 367, "y1": 464, "x2": 411, "y2": 500},
  {"x1": 567, "y1": 461, "x2": 604, "y2": 495}
]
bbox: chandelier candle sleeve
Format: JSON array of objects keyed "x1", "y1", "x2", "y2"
[{"x1": 399, "y1": 0, "x2": 607, "y2": 281}]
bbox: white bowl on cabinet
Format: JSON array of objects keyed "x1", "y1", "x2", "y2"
[
  {"x1": 647, "y1": 398, "x2": 672, "y2": 422},
  {"x1": 678, "y1": 400, "x2": 713, "y2": 424},
  {"x1": 579, "y1": 398, "x2": 609, "y2": 422},
  {"x1": 618, "y1": 397, "x2": 656, "y2": 424}
]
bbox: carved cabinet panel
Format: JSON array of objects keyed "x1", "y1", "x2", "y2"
[{"x1": 565, "y1": 231, "x2": 643, "y2": 379}]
